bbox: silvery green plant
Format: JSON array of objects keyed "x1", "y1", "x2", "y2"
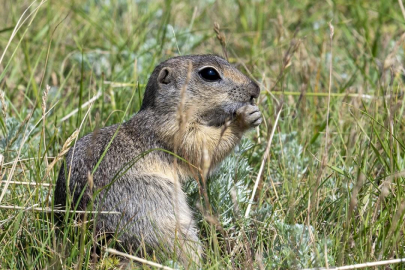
[{"x1": 186, "y1": 138, "x2": 254, "y2": 228}]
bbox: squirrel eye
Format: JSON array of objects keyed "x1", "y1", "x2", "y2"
[{"x1": 199, "y1": 67, "x2": 221, "y2": 82}]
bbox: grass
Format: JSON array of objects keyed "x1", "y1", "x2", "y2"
[{"x1": 1, "y1": 0, "x2": 405, "y2": 268}]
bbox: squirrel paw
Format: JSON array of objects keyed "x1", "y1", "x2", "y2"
[{"x1": 236, "y1": 105, "x2": 262, "y2": 129}]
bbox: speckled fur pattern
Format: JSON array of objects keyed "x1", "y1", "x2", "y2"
[{"x1": 54, "y1": 54, "x2": 262, "y2": 267}]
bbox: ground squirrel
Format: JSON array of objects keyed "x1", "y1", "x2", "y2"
[{"x1": 54, "y1": 54, "x2": 262, "y2": 267}]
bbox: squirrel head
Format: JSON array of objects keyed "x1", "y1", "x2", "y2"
[{"x1": 140, "y1": 54, "x2": 260, "y2": 126}]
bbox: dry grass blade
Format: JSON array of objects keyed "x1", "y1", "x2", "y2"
[
  {"x1": 399, "y1": 0, "x2": 405, "y2": 21},
  {"x1": 324, "y1": 21, "x2": 334, "y2": 166},
  {"x1": 0, "y1": 181, "x2": 50, "y2": 186},
  {"x1": 245, "y1": 106, "x2": 282, "y2": 218},
  {"x1": 0, "y1": 90, "x2": 6, "y2": 121},
  {"x1": 0, "y1": 154, "x2": 4, "y2": 182},
  {"x1": 2, "y1": 157, "x2": 55, "y2": 166},
  {"x1": 302, "y1": 257, "x2": 405, "y2": 270},
  {"x1": 0, "y1": 204, "x2": 39, "y2": 226},
  {"x1": 383, "y1": 32, "x2": 405, "y2": 69},
  {"x1": 0, "y1": 0, "x2": 45, "y2": 65},
  {"x1": 272, "y1": 91, "x2": 388, "y2": 99},
  {"x1": 41, "y1": 85, "x2": 49, "y2": 117},
  {"x1": 60, "y1": 91, "x2": 102, "y2": 122},
  {"x1": 0, "y1": 205, "x2": 120, "y2": 214},
  {"x1": 41, "y1": 85, "x2": 50, "y2": 167},
  {"x1": 43, "y1": 128, "x2": 79, "y2": 206},
  {"x1": 44, "y1": 129, "x2": 79, "y2": 177},
  {"x1": 105, "y1": 248, "x2": 175, "y2": 270},
  {"x1": 172, "y1": 60, "x2": 192, "y2": 257},
  {"x1": 214, "y1": 22, "x2": 228, "y2": 60},
  {"x1": 310, "y1": 21, "x2": 334, "y2": 220}
]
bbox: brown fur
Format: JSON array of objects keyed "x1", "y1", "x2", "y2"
[{"x1": 54, "y1": 54, "x2": 262, "y2": 268}]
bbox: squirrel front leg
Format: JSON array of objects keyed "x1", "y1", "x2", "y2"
[
  {"x1": 210, "y1": 104, "x2": 262, "y2": 164},
  {"x1": 234, "y1": 104, "x2": 262, "y2": 130}
]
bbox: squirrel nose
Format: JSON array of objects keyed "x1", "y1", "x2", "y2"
[{"x1": 248, "y1": 81, "x2": 260, "y2": 100}]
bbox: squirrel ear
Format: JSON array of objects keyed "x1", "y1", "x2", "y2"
[{"x1": 157, "y1": 67, "x2": 173, "y2": 85}]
